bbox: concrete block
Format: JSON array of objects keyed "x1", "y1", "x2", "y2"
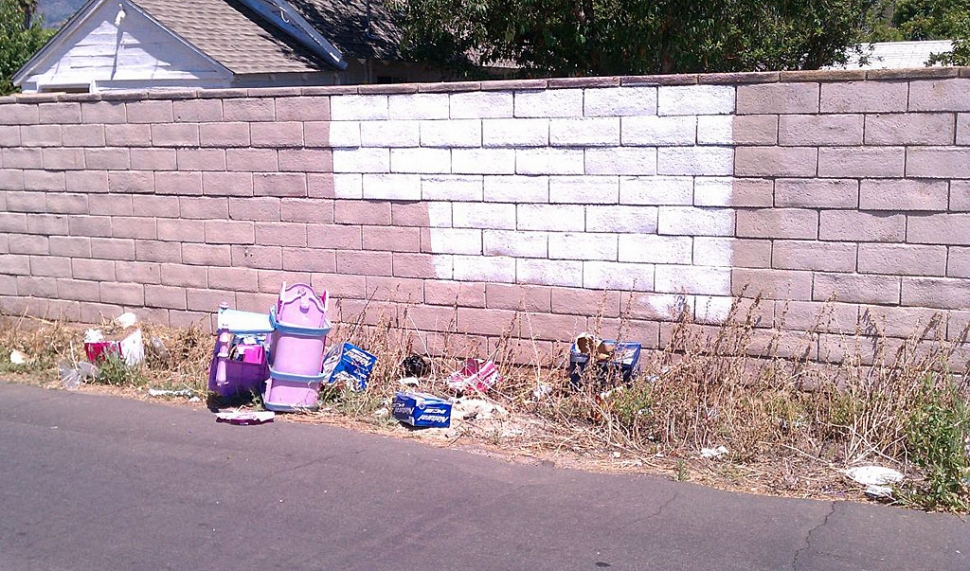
[
  {"x1": 517, "y1": 204, "x2": 584, "y2": 231},
  {"x1": 371, "y1": 92, "x2": 444, "y2": 122},
  {"x1": 908, "y1": 213, "x2": 970, "y2": 245},
  {"x1": 81, "y1": 101, "x2": 126, "y2": 124},
  {"x1": 422, "y1": 175, "x2": 483, "y2": 201},
  {"x1": 453, "y1": 255, "x2": 514, "y2": 282},
  {"x1": 333, "y1": 147, "x2": 389, "y2": 173},
  {"x1": 858, "y1": 243, "x2": 947, "y2": 276},
  {"x1": 584, "y1": 86, "x2": 656, "y2": 117},
  {"x1": 732, "y1": 115, "x2": 778, "y2": 145},
  {"x1": 658, "y1": 85, "x2": 735, "y2": 116},
  {"x1": 426, "y1": 228, "x2": 481, "y2": 255},
  {"x1": 619, "y1": 235, "x2": 691, "y2": 264},
  {"x1": 779, "y1": 114, "x2": 863, "y2": 146},
  {"x1": 550, "y1": 118, "x2": 619, "y2": 146},
  {"x1": 906, "y1": 148, "x2": 970, "y2": 178},
  {"x1": 737, "y1": 82, "x2": 819, "y2": 114},
  {"x1": 331, "y1": 95, "x2": 388, "y2": 120},
  {"x1": 360, "y1": 120, "x2": 419, "y2": 147},
  {"x1": 901, "y1": 277, "x2": 970, "y2": 309},
  {"x1": 517, "y1": 259, "x2": 583, "y2": 287},
  {"x1": 820, "y1": 81, "x2": 908, "y2": 112},
  {"x1": 514, "y1": 89, "x2": 583, "y2": 117},
  {"x1": 586, "y1": 205, "x2": 658, "y2": 233},
  {"x1": 420, "y1": 119, "x2": 482, "y2": 147},
  {"x1": 814, "y1": 273, "x2": 900, "y2": 305},
  {"x1": 482, "y1": 118, "x2": 549, "y2": 147},
  {"x1": 775, "y1": 178, "x2": 858, "y2": 209},
  {"x1": 222, "y1": 98, "x2": 274, "y2": 122},
  {"x1": 483, "y1": 230, "x2": 547, "y2": 258},
  {"x1": 548, "y1": 232, "x2": 617, "y2": 261},
  {"x1": 658, "y1": 206, "x2": 734, "y2": 236},
  {"x1": 732, "y1": 268, "x2": 813, "y2": 300},
  {"x1": 737, "y1": 208, "x2": 818, "y2": 239},
  {"x1": 61, "y1": 124, "x2": 105, "y2": 147},
  {"x1": 819, "y1": 211, "x2": 905, "y2": 242},
  {"x1": 583, "y1": 261, "x2": 654, "y2": 291},
  {"x1": 656, "y1": 265, "x2": 732, "y2": 295},
  {"x1": 200, "y1": 172, "x2": 253, "y2": 197},
  {"x1": 173, "y1": 99, "x2": 222, "y2": 122},
  {"x1": 452, "y1": 202, "x2": 516, "y2": 230},
  {"x1": 772, "y1": 240, "x2": 856, "y2": 271},
  {"x1": 482, "y1": 175, "x2": 546, "y2": 203},
  {"x1": 697, "y1": 115, "x2": 733, "y2": 145},
  {"x1": 736, "y1": 146, "x2": 816, "y2": 177},
  {"x1": 104, "y1": 124, "x2": 151, "y2": 147},
  {"x1": 859, "y1": 179, "x2": 948, "y2": 211},
  {"x1": 658, "y1": 147, "x2": 733, "y2": 176},
  {"x1": 865, "y1": 113, "x2": 956, "y2": 145},
  {"x1": 361, "y1": 173, "x2": 421, "y2": 200},
  {"x1": 549, "y1": 176, "x2": 619, "y2": 204},
  {"x1": 622, "y1": 116, "x2": 696, "y2": 146},
  {"x1": 450, "y1": 91, "x2": 513, "y2": 119},
  {"x1": 585, "y1": 147, "x2": 656, "y2": 175},
  {"x1": 390, "y1": 148, "x2": 451, "y2": 173},
  {"x1": 619, "y1": 175, "x2": 693, "y2": 205},
  {"x1": 909, "y1": 78, "x2": 970, "y2": 112},
  {"x1": 452, "y1": 148, "x2": 515, "y2": 174}
]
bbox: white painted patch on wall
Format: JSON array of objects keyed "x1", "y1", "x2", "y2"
[{"x1": 329, "y1": 85, "x2": 738, "y2": 322}]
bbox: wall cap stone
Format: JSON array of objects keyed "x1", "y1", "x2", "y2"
[{"x1": 2, "y1": 66, "x2": 968, "y2": 105}]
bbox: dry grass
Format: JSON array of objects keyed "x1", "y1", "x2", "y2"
[{"x1": 2, "y1": 294, "x2": 968, "y2": 511}]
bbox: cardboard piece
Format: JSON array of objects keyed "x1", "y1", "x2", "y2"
[{"x1": 392, "y1": 392, "x2": 453, "y2": 428}]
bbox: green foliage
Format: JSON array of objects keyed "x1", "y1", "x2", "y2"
[
  {"x1": 94, "y1": 354, "x2": 148, "y2": 387},
  {"x1": 0, "y1": 0, "x2": 55, "y2": 95},
  {"x1": 0, "y1": 0, "x2": 54, "y2": 95},
  {"x1": 867, "y1": 0, "x2": 970, "y2": 66},
  {"x1": 388, "y1": 0, "x2": 876, "y2": 77},
  {"x1": 902, "y1": 376, "x2": 970, "y2": 512}
]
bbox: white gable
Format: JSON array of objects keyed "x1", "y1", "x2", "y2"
[{"x1": 19, "y1": 0, "x2": 231, "y2": 92}]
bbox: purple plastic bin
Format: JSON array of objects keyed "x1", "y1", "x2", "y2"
[
  {"x1": 269, "y1": 283, "x2": 332, "y2": 377},
  {"x1": 207, "y1": 330, "x2": 269, "y2": 398},
  {"x1": 263, "y1": 368, "x2": 324, "y2": 412}
]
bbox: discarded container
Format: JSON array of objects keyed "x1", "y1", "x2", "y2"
[
  {"x1": 321, "y1": 342, "x2": 377, "y2": 391},
  {"x1": 568, "y1": 335, "x2": 641, "y2": 389},
  {"x1": 269, "y1": 283, "x2": 332, "y2": 377},
  {"x1": 263, "y1": 367, "x2": 326, "y2": 412},
  {"x1": 207, "y1": 331, "x2": 270, "y2": 398},
  {"x1": 393, "y1": 392, "x2": 453, "y2": 428},
  {"x1": 84, "y1": 328, "x2": 145, "y2": 366},
  {"x1": 447, "y1": 359, "x2": 501, "y2": 393},
  {"x1": 401, "y1": 354, "x2": 431, "y2": 377},
  {"x1": 215, "y1": 410, "x2": 275, "y2": 425},
  {"x1": 846, "y1": 466, "x2": 904, "y2": 486}
]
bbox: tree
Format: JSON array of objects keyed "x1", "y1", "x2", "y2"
[
  {"x1": 867, "y1": 0, "x2": 970, "y2": 65},
  {"x1": 388, "y1": 0, "x2": 877, "y2": 77},
  {"x1": 0, "y1": 0, "x2": 55, "y2": 95}
]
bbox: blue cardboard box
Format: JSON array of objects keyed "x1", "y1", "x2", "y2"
[
  {"x1": 321, "y1": 342, "x2": 377, "y2": 391},
  {"x1": 568, "y1": 340, "x2": 641, "y2": 389},
  {"x1": 393, "y1": 392, "x2": 452, "y2": 428}
]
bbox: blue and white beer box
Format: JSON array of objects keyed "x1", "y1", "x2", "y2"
[
  {"x1": 321, "y1": 342, "x2": 377, "y2": 391},
  {"x1": 392, "y1": 392, "x2": 453, "y2": 428}
]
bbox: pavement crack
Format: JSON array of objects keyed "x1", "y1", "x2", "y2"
[
  {"x1": 621, "y1": 491, "x2": 680, "y2": 531},
  {"x1": 792, "y1": 501, "x2": 836, "y2": 571}
]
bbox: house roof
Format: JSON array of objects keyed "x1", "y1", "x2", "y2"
[
  {"x1": 838, "y1": 40, "x2": 955, "y2": 70},
  {"x1": 135, "y1": 0, "x2": 405, "y2": 74},
  {"x1": 16, "y1": 0, "x2": 406, "y2": 84}
]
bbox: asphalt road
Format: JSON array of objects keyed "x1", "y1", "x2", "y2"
[{"x1": 1, "y1": 381, "x2": 967, "y2": 571}]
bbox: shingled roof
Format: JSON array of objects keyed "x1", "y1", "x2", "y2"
[{"x1": 133, "y1": 0, "x2": 404, "y2": 74}]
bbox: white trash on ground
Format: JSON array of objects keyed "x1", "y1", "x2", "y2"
[
  {"x1": 9, "y1": 350, "x2": 27, "y2": 365},
  {"x1": 215, "y1": 410, "x2": 275, "y2": 425},
  {"x1": 845, "y1": 466, "x2": 904, "y2": 486},
  {"x1": 701, "y1": 445, "x2": 729, "y2": 459}
]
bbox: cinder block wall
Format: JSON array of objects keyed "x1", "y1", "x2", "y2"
[{"x1": 1, "y1": 68, "x2": 969, "y2": 365}]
